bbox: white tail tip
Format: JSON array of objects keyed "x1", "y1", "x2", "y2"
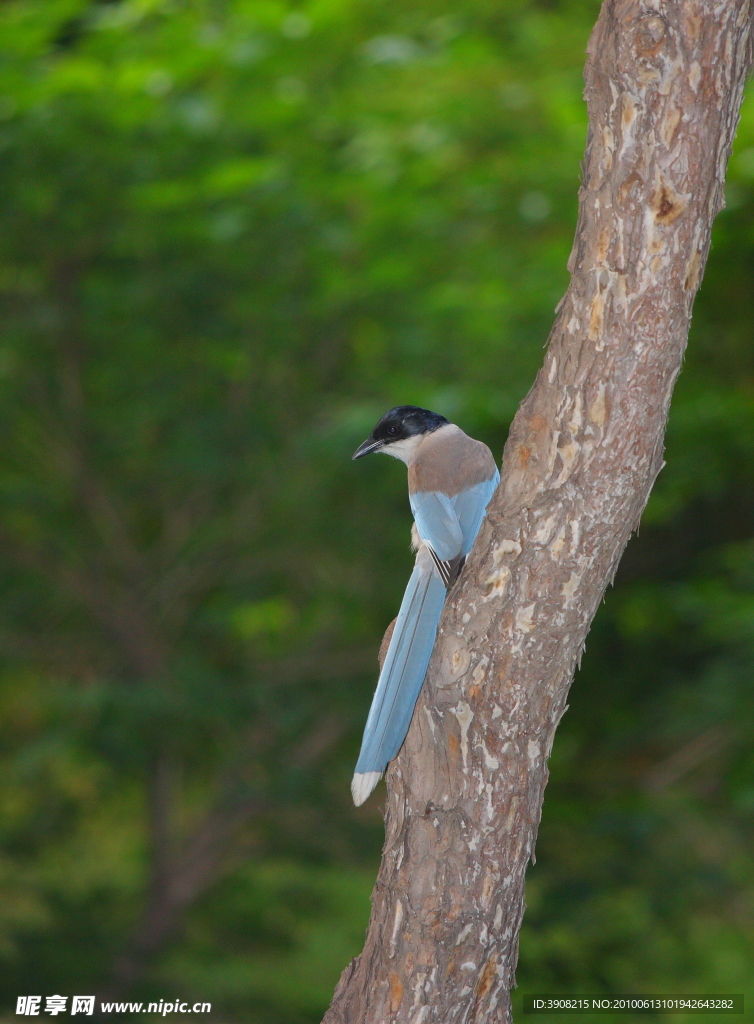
[{"x1": 351, "y1": 771, "x2": 383, "y2": 806}]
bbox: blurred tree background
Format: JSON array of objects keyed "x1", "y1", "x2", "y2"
[{"x1": 0, "y1": 0, "x2": 752, "y2": 1020}]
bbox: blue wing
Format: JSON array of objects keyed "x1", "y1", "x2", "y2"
[
  {"x1": 410, "y1": 470, "x2": 500, "y2": 580},
  {"x1": 351, "y1": 470, "x2": 499, "y2": 805},
  {"x1": 410, "y1": 490, "x2": 463, "y2": 560},
  {"x1": 452, "y1": 472, "x2": 500, "y2": 555}
]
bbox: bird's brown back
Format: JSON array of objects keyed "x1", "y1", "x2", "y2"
[{"x1": 407, "y1": 424, "x2": 497, "y2": 496}]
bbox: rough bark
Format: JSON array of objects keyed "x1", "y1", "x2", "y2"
[{"x1": 324, "y1": 1, "x2": 753, "y2": 1021}]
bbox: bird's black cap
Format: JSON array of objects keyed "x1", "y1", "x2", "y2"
[{"x1": 352, "y1": 406, "x2": 449, "y2": 459}]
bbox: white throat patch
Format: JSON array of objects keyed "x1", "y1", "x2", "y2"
[{"x1": 380, "y1": 434, "x2": 423, "y2": 464}]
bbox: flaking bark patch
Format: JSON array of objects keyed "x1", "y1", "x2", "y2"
[
  {"x1": 389, "y1": 972, "x2": 404, "y2": 1012},
  {"x1": 471, "y1": 954, "x2": 498, "y2": 1019},
  {"x1": 651, "y1": 175, "x2": 688, "y2": 224}
]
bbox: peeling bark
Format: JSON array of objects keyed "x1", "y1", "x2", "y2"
[{"x1": 324, "y1": 1, "x2": 753, "y2": 1021}]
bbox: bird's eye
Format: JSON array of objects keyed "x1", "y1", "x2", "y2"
[{"x1": 388, "y1": 426, "x2": 397, "y2": 435}]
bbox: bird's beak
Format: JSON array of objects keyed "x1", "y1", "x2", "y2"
[{"x1": 352, "y1": 436, "x2": 383, "y2": 460}]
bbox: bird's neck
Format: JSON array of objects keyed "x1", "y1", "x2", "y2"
[
  {"x1": 381, "y1": 433, "x2": 425, "y2": 464},
  {"x1": 383, "y1": 423, "x2": 458, "y2": 466}
]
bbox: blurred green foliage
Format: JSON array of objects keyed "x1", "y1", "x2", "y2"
[{"x1": 0, "y1": 0, "x2": 752, "y2": 1021}]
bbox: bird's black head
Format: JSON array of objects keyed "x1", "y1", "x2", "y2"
[{"x1": 352, "y1": 405, "x2": 449, "y2": 460}]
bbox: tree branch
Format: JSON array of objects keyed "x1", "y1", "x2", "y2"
[{"x1": 325, "y1": 1, "x2": 753, "y2": 1021}]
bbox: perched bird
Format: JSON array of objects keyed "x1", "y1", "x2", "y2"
[{"x1": 351, "y1": 406, "x2": 499, "y2": 806}]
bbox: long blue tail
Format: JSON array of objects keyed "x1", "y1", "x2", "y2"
[{"x1": 352, "y1": 547, "x2": 446, "y2": 805}]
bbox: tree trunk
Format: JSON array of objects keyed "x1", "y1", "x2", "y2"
[{"x1": 324, "y1": 0, "x2": 753, "y2": 1021}]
